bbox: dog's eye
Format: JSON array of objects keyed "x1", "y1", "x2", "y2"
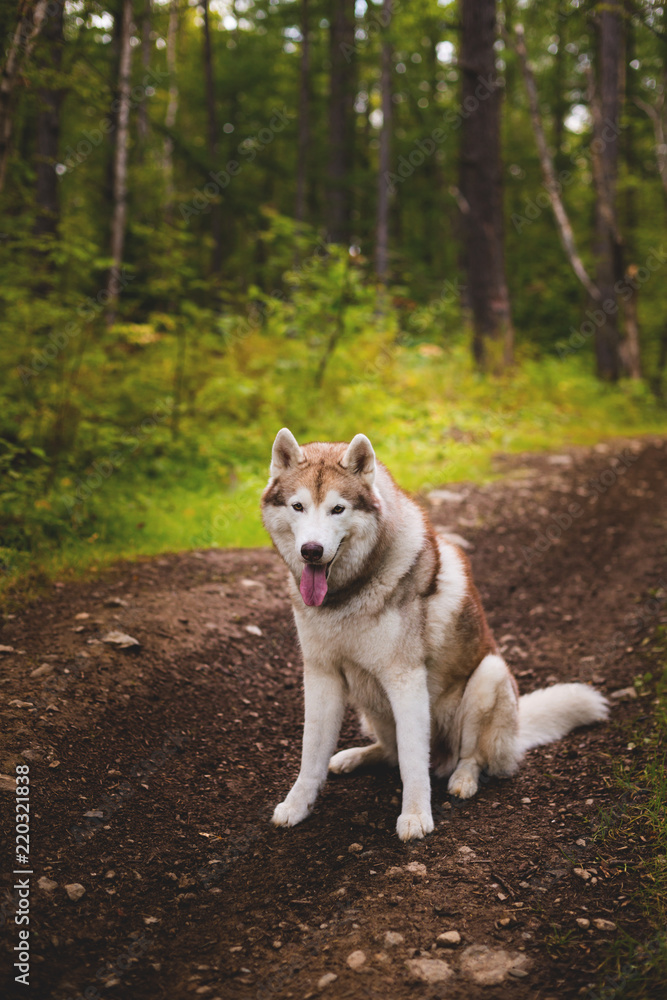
[
  {"x1": 292, "y1": 502, "x2": 304, "y2": 512},
  {"x1": 331, "y1": 505, "x2": 345, "y2": 515}
]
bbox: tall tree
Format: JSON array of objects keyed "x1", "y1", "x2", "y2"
[
  {"x1": 295, "y1": 0, "x2": 310, "y2": 225},
  {"x1": 202, "y1": 0, "x2": 222, "y2": 274},
  {"x1": 0, "y1": 0, "x2": 49, "y2": 192},
  {"x1": 163, "y1": 0, "x2": 179, "y2": 217},
  {"x1": 327, "y1": 0, "x2": 356, "y2": 244},
  {"x1": 375, "y1": 0, "x2": 392, "y2": 283},
  {"x1": 459, "y1": 0, "x2": 513, "y2": 370},
  {"x1": 34, "y1": 0, "x2": 65, "y2": 238},
  {"x1": 137, "y1": 0, "x2": 151, "y2": 148},
  {"x1": 105, "y1": 0, "x2": 133, "y2": 323},
  {"x1": 591, "y1": 0, "x2": 623, "y2": 381}
]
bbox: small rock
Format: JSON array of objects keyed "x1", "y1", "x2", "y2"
[
  {"x1": 74, "y1": 612, "x2": 90, "y2": 620},
  {"x1": 460, "y1": 945, "x2": 530, "y2": 986},
  {"x1": 348, "y1": 842, "x2": 363, "y2": 853},
  {"x1": 573, "y1": 868, "x2": 591, "y2": 881},
  {"x1": 101, "y1": 631, "x2": 140, "y2": 649},
  {"x1": 143, "y1": 916, "x2": 159, "y2": 925},
  {"x1": 405, "y1": 957, "x2": 453, "y2": 984},
  {"x1": 521, "y1": 797, "x2": 531, "y2": 804},
  {"x1": 0, "y1": 774, "x2": 17, "y2": 792},
  {"x1": 437, "y1": 930, "x2": 461, "y2": 947},
  {"x1": 65, "y1": 883, "x2": 86, "y2": 902},
  {"x1": 346, "y1": 950, "x2": 366, "y2": 971},
  {"x1": 0, "y1": 645, "x2": 16, "y2": 654},
  {"x1": 384, "y1": 931, "x2": 404, "y2": 948},
  {"x1": 195, "y1": 988, "x2": 212, "y2": 995},
  {"x1": 317, "y1": 973, "x2": 338, "y2": 990},
  {"x1": 609, "y1": 687, "x2": 637, "y2": 700},
  {"x1": 576, "y1": 918, "x2": 590, "y2": 929},
  {"x1": 593, "y1": 918, "x2": 617, "y2": 932},
  {"x1": 405, "y1": 862, "x2": 427, "y2": 876},
  {"x1": 104, "y1": 597, "x2": 128, "y2": 607},
  {"x1": 576, "y1": 838, "x2": 586, "y2": 847},
  {"x1": 244, "y1": 625, "x2": 262, "y2": 637},
  {"x1": 38, "y1": 877, "x2": 57, "y2": 892},
  {"x1": 9, "y1": 700, "x2": 33, "y2": 708},
  {"x1": 30, "y1": 664, "x2": 55, "y2": 678}
]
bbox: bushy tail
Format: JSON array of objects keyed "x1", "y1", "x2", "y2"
[{"x1": 517, "y1": 683, "x2": 609, "y2": 756}]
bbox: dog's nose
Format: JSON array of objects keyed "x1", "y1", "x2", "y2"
[{"x1": 301, "y1": 542, "x2": 324, "y2": 562}]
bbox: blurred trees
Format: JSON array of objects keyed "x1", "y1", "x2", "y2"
[{"x1": 0, "y1": 0, "x2": 666, "y2": 377}]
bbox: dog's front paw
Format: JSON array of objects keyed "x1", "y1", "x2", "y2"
[
  {"x1": 329, "y1": 747, "x2": 365, "y2": 774},
  {"x1": 448, "y1": 766, "x2": 479, "y2": 799},
  {"x1": 271, "y1": 796, "x2": 311, "y2": 828},
  {"x1": 396, "y1": 810, "x2": 434, "y2": 841}
]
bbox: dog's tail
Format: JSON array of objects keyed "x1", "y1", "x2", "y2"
[{"x1": 517, "y1": 683, "x2": 609, "y2": 756}]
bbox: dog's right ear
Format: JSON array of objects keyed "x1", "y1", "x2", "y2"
[{"x1": 270, "y1": 428, "x2": 303, "y2": 478}]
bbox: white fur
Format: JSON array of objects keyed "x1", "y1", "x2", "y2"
[
  {"x1": 516, "y1": 683, "x2": 609, "y2": 756},
  {"x1": 264, "y1": 430, "x2": 609, "y2": 841}
]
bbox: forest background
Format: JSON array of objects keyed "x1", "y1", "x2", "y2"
[{"x1": 1, "y1": 0, "x2": 667, "y2": 597}]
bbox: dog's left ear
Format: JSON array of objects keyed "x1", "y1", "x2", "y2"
[
  {"x1": 270, "y1": 427, "x2": 303, "y2": 478},
  {"x1": 341, "y1": 434, "x2": 375, "y2": 486}
]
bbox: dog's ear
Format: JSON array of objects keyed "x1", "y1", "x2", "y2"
[
  {"x1": 341, "y1": 434, "x2": 375, "y2": 486},
  {"x1": 270, "y1": 428, "x2": 303, "y2": 477}
]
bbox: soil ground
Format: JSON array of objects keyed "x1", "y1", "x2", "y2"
[{"x1": 1, "y1": 436, "x2": 666, "y2": 1000}]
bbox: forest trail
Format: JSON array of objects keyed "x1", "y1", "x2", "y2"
[{"x1": 1, "y1": 436, "x2": 666, "y2": 1000}]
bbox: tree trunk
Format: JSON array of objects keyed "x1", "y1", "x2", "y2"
[
  {"x1": 459, "y1": 0, "x2": 513, "y2": 371},
  {"x1": 137, "y1": 0, "x2": 151, "y2": 148},
  {"x1": 105, "y1": 0, "x2": 133, "y2": 325},
  {"x1": 0, "y1": 0, "x2": 49, "y2": 192},
  {"x1": 34, "y1": 0, "x2": 65, "y2": 239},
  {"x1": 591, "y1": 0, "x2": 623, "y2": 381},
  {"x1": 327, "y1": 0, "x2": 356, "y2": 245},
  {"x1": 295, "y1": 0, "x2": 310, "y2": 225},
  {"x1": 511, "y1": 25, "x2": 601, "y2": 302},
  {"x1": 163, "y1": 0, "x2": 179, "y2": 217},
  {"x1": 202, "y1": 0, "x2": 223, "y2": 274},
  {"x1": 375, "y1": 0, "x2": 392, "y2": 283}
]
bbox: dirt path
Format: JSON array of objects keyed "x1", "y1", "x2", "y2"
[{"x1": 1, "y1": 436, "x2": 666, "y2": 1000}]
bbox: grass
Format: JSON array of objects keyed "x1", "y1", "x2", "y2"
[
  {"x1": 1, "y1": 342, "x2": 666, "y2": 608},
  {"x1": 590, "y1": 626, "x2": 667, "y2": 998}
]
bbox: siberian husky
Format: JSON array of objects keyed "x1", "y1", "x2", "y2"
[{"x1": 261, "y1": 429, "x2": 608, "y2": 841}]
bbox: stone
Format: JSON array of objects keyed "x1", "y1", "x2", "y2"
[
  {"x1": 384, "y1": 931, "x2": 404, "y2": 948},
  {"x1": 348, "y1": 843, "x2": 363, "y2": 853},
  {"x1": 593, "y1": 918, "x2": 617, "y2": 932},
  {"x1": 244, "y1": 625, "x2": 262, "y2": 636},
  {"x1": 405, "y1": 958, "x2": 453, "y2": 984},
  {"x1": 460, "y1": 945, "x2": 530, "y2": 986},
  {"x1": 317, "y1": 973, "x2": 338, "y2": 990},
  {"x1": 576, "y1": 918, "x2": 590, "y2": 929},
  {"x1": 346, "y1": 950, "x2": 366, "y2": 971},
  {"x1": 30, "y1": 664, "x2": 55, "y2": 678},
  {"x1": 610, "y1": 687, "x2": 637, "y2": 701},
  {"x1": 65, "y1": 883, "x2": 86, "y2": 901},
  {"x1": 436, "y1": 930, "x2": 461, "y2": 947},
  {"x1": 101, "y1": 631, "x2": 140, "y2": 649},
  {"x1": 404, "y1": 862, "x2": 427, "y2": 876},
  {"x1": 38, "y1": 877, "x2": 57, "y2": 892}
]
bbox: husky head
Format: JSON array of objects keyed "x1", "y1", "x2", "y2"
[{"x1": 261, "y1": 428, "x2": 382, "y2": 607}]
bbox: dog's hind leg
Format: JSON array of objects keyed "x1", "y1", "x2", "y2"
[
  {"x1": 329, "y1": 714, "x2": 398, "y2": 774},
  {"x1": 447, "y1": 654, "x2": 520, "y2": 800}
]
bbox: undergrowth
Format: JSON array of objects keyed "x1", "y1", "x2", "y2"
[{"x1": 590, "y1": 622, "x2": 667, "y2": 998}]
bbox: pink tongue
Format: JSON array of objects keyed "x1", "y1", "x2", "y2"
[{"x1": 300, "y1": 564, "x2": 328, "y2": 607}]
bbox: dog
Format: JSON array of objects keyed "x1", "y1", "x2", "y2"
[{"x1": 261, "y1": 428, "x2": 608, "y2": 841}]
